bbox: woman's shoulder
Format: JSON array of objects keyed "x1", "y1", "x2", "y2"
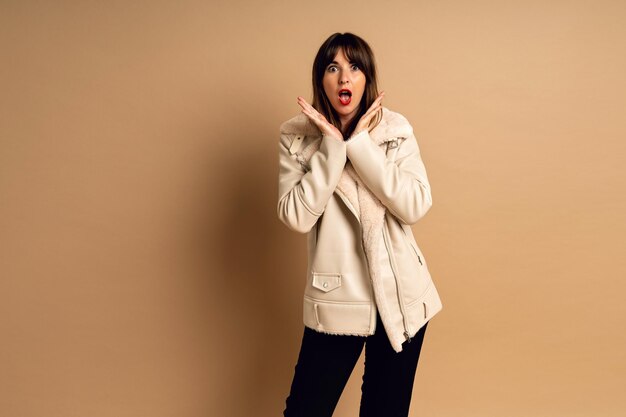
[
  {"x1": 372, "y1": 106, "x2": 414, "y2": 141},
  {"x1": 279, "y1": 113, "x2": 321, "y2": 136},
  {"x1": 383, "y1": 106, "x2": 411, "y2": 126}
]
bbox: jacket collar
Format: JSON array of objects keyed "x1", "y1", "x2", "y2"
[{"x1": 279, "y1": 106, "x2": 414, "y2": 145}]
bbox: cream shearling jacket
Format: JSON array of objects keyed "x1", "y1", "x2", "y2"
[{"x1": 277, "y1": 106, "x2": 443, "y2": 353}]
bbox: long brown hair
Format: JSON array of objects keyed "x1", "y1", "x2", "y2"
[{"x1": 311, "y1": 32, "x2": 382, "y2": 138}]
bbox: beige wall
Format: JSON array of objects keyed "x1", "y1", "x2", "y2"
[{"x1": 1, "y1": 1, "x2": 625, "y2": 416}]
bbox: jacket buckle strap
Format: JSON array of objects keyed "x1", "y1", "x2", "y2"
[{"x1": 289, "y1": 135, "x2": 304, "y2": 154}]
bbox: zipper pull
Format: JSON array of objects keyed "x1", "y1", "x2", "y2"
[{"x1": 404, "y1": 331, "x2": 412, "y2": 343}]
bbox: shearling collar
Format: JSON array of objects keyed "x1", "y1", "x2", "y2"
[{"x1": 279, "y1": 106, "x2": 414, "y2": 145}]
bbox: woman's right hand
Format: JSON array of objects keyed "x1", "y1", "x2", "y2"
[{"x1": 297, "y1": 96, "x2": 344, "y2": 142}]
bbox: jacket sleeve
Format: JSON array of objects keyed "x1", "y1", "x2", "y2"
[
  {"x1": 277, "y1": 133, "x2": 347, "y2": 233},
  {"x1": 345, "y1": 129, "x2": 433, "y2": 225}
]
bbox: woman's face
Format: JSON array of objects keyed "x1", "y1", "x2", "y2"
[{"x1": 322, "y1": 48, "x2": 366, "y2": 125}]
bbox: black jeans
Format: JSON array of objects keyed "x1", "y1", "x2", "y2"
[{"x1": 283, "y1": 311, "x2": 429, "y2": 417}]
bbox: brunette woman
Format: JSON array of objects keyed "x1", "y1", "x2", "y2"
[{"x1": 277, "y1": 32, "x2": 443, "y2": 417}]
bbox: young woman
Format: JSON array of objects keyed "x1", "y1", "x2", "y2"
[{"x1": 277, "y1": 32, "x2": 443, "y2": 417}]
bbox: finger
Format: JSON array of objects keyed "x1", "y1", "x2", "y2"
[
  {"x1": 297, "y1": 97, "x2": 315, "y2": 112},
  {"x1": 298, "y1": 100, "x2": 311, "y2": 110},
  {"x1": 297, "y1": 98, "x2": 312, "y2": 113},
  {"x1": 298, "y1": 97, "x2": 318, "y2": 114},
  {"x1": 370, "y1": 93, "x2": 384, "y2": 109},
  {"x1": 304, "y1": 103, "x2": 326, "y2": 122},
  {"x1": 299, "y1": 103, "x2": 320, "y2": 120},
  {"x1": 300, "y1": 106, "x2": 329, "y2": 129},
  {"x1": 373, "y1": 91, "x2": 385, "y2": 105},
  {"x1": 359, "y1": 105, "x2": 382, "y2": 128},
  {"x1": 362, "y1": 101, "x2": 382, "y2": 121},
  {"x1": 371, "y1": 91, "x2": 384, "y2": 102},
  {"x1": 368, "y1": 99, "x2": 383, "y2": 112},
  {"x1": 297, "y1": 97, "x2": 331, "y2": 128},
  {"x1": 364, "y1": 94, "x2": 384, "y2": 115},
  {"x1": 298, "y1": 100, "x2": 319, "y2": 118},
  {"x1": 297, "y1": 96, "x2": 311, "y2": 106}
]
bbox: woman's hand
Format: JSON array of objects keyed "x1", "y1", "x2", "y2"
[
  {"x1": 351, "y1": 91, "x2": 385, "y2": 139},
  {"x1": 297, "y1": 96, "x2": 344, "y2": 142}
]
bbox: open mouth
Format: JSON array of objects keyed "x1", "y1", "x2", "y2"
[{"x1": 338, "y1": 89, "x2": 352, "y2": 105}]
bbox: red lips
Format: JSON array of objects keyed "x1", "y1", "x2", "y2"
[{"x1": 338, "y1": 88, "x2": 352, "y2": 105}]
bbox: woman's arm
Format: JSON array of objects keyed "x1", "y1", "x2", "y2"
[
  {"x1": 277, "y1": 133, "x2": 346, "y2": 233},
  {"x1": 345, "y1": 129, "x2": 433, "y2": 225}
]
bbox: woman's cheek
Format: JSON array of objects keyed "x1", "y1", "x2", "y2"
[{"x1": 356, "y1": 92, "x2": 364, "y2": 107}]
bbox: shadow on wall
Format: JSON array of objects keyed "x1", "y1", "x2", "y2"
[{"x1": 187, "y1": 121, "x2": 308, "y2": 416}]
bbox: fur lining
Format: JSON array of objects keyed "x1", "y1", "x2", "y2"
[{"x1": 306, "y1": 325, "x2": 372, "y2": 337}]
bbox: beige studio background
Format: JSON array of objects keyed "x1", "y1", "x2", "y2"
[{"x1": 1, "y1": 1, "x2": 625, "y2": 416}]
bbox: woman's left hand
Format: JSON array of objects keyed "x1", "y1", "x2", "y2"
[{"x1": 351, "y1": 91, "x2": 385, "y2": 138}]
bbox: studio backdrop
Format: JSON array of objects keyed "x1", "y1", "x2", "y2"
[{"x1": 1, "y1": 1, "x2": 625, "y2": 416}]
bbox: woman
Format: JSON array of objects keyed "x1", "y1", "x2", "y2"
[{"x1": 277, "y1": 32, "x2": 443, "y2": 417}]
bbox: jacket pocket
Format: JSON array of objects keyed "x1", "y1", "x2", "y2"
[
  {"x1": 311, "y1": 272, "x2": 342, "y2": 293},
  {"x1": 408, "y1": 240, "x2": 423, "y2": 266},
  {"x1": 398, "y1": 222, "x2": 425, "y2": 267}
]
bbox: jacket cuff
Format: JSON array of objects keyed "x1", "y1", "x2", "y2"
[
  {"x1": 345, "y1": 129, "x2": 375, "y2": 161},
  {"x1": 345, "y1": 129, "x2": 369, "y2": 146},
  {"x1": 320, "y1": 135, "x2": 346, "y2": 153},
  {"x1": 321, "y1": 134, "x2": 348, "y2": 163}
]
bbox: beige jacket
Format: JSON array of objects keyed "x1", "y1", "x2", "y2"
[{"x1": 277, "y1": 106, "x2": 443, "y2": 353}]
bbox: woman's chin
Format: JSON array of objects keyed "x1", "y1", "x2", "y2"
[{"x1": 333, "y1": 104, "x2": 357, "y2": 117}]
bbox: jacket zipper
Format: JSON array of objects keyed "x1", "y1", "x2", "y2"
[{"x1": 382, "y1": 221, "x2": 412, "y2": 343}]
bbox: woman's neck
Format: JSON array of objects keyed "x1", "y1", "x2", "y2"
[{"x1": 340, "y1": 117, "x2": 353, "y2": 138}]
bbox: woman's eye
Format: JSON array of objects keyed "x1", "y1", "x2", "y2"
[
  {"x1": 351, "y1": 64, "x2": 359, "y2": 71},
  {"x1": 327, "y1": 66, "x2": 337, "y2": 72}
]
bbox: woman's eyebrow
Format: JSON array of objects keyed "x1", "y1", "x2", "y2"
[{"x1": 327, "y1": 60, "x2": 355, "y2": 66}]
